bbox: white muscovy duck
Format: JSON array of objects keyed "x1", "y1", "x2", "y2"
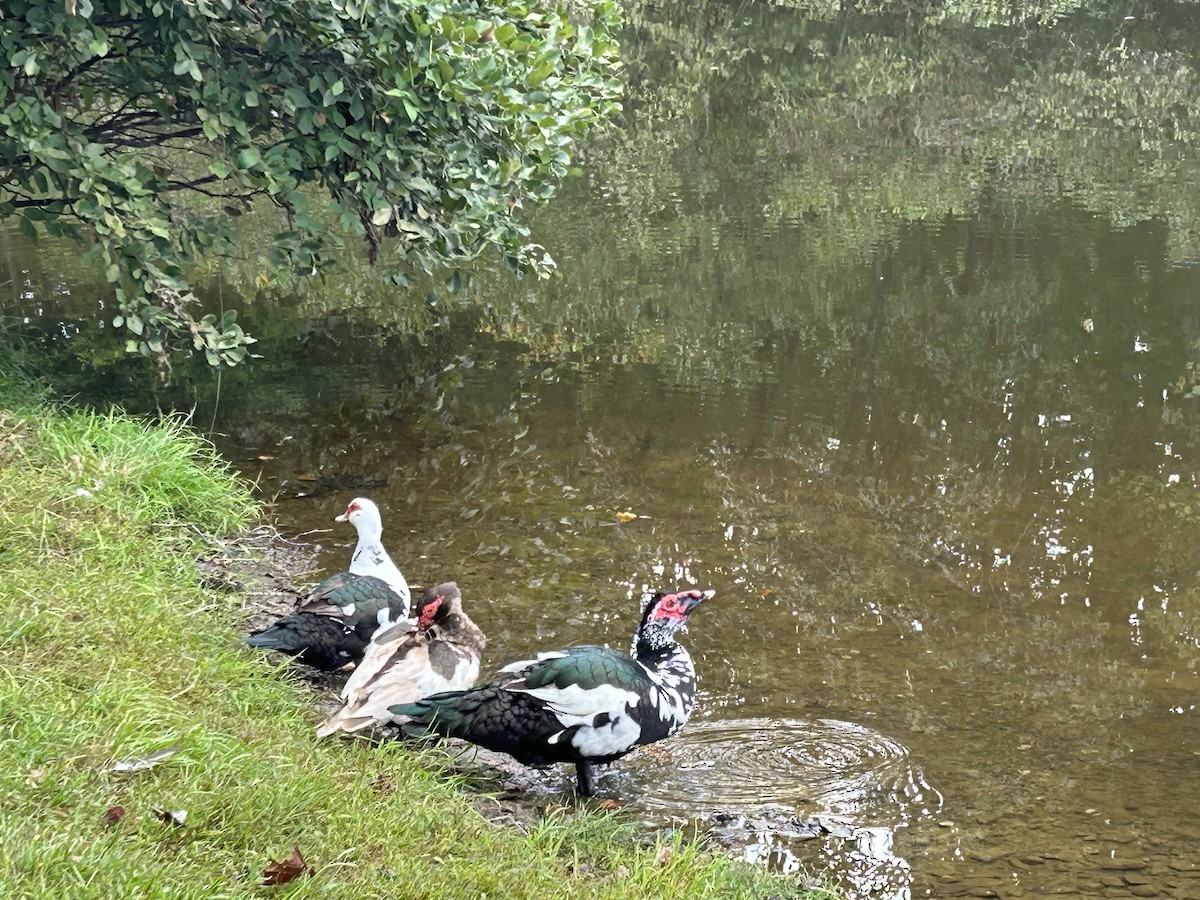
[
  {"x1": 316, "y1": 581, "x2": 486, "y2": 736},
  {"x1": 390, "y1": 588, "x2": 712, "y2": 796},
  {"x1": 246, "y1": 497, "x2": 412, "y2": 670}
]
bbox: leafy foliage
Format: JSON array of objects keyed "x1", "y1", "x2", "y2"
[{"x1": 0, "y1": 0, "x2": 621, "y2": 366}]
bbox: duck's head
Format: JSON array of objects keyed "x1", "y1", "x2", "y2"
[
  {"x1": 414, "y1": 582, "x2": 462, "y2": 627},
  {"x1": 336, "y1": 497, "x2": 383, "y2": 531},
  {"x1": 635, "y1": 588, "x2": 713, "y2": 651}
]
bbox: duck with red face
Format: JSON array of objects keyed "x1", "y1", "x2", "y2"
[
  {"x1": 391, "y1": 589, "x2": 713, "y2": 796},
  {"x1": 317, "y1": 582, "x2": 486, "y2": 737}
]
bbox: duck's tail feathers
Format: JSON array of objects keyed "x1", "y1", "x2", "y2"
[{"x1": 245, "y1": 627, "x2": 304, "y2": 653}]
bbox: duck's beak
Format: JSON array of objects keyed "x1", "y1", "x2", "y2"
[{"x1": 676, "y1": 590, "x2": 714, "y2": 625}]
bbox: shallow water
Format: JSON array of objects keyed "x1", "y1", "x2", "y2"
[
  {"x1": 9, "y1": 2, "x2": 1200, "y2": 897},
  {"x1": 621, "y1": 717, "x2": 941, "y2": 898}
]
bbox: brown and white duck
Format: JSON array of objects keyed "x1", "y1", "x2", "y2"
[{"x1": 317, "y1": 582, "x2": 486, "y2": 736}]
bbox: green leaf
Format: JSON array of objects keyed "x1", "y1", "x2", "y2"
[{"x1": 236, "y1": 147, "x2": 261, "y2": 168}]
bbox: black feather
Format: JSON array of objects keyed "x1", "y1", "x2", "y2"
[{"x1": 245, "y1": 572, "x2": 407, "y2": 670}]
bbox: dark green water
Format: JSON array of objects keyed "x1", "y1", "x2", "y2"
[{"x1": 7, "y1": 2, "x2": 1200, "y2": 897}]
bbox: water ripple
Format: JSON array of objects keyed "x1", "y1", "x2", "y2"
[
  {"x1": 624, "y1": 717, "x2": 938, "y2": 819},
  {"x1": 620, "y1": 717, "x2": 942, "y2": 900}
]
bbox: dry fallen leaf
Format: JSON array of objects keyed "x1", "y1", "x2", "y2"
[
  {"x1": 296, "y1": 473, "x2": 318, "y2": 482},
  {"x1": 654, "y1": 845, "x2": 673, "y2": 866},
  {"x1": 256, "y1": 454, "x2": 276, "y2": 461},
  {"x1": 262, "y1": 845, "x2": 308, "y2": 886},
  {"x1": 102, "y1": 805, "x2": 126, "y2": 824},
  {"x1": 596, "y1": 798, "x2": 623, "y2": 810},
  {"x1": 153, "y1": 807, "x2": 187, "y2": 827},
  {"x1": 614, "y1": 511, "x2": 637, "y2": 523}
]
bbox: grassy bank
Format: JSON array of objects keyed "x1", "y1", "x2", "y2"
[{"x1": 0, "y1": 382, "x2": 833, "y2": 899}]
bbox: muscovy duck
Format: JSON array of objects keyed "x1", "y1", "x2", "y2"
[
  {"x1": 245, "y1": 497, "x2": 412, "y2": 670},
  {"x1": 316, "y1": 582, "x2": 486, "y2": 736},
  {"x1": 335, "y1": 496, "x2": 410, "y2": 603},
  {"x1": 390, "y1": 588, "x2": 712, "y2": 796}
]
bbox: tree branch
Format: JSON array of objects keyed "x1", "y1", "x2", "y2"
[
  {"x1": 7, "y1": 195, "x2": 79, "y2": 210},
  {"x1": 162, "y1": 177, "x2": 265, "y2": 202},
  {"x1": 89, "y1": 126, "x2": 207, "y2": 150}
]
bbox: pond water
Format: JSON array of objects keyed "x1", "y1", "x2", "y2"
[{"x1": 7, "y1": 1, "x2": 1200, "y2": 897}]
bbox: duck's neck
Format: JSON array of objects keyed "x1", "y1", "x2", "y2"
[
  {"x1": 636, "y1": 637, "x2": 691, "y2": 671},
  {"x1": 636, "y1": 640, "x2": 699, "y2": 723},
  {"x1": 350, "y1": 529, "x2": 410, "y2": 608}
]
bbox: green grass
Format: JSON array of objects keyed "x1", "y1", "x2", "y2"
[{"x1": 0, "y1": 379, "x2": 836, "y2": 899}]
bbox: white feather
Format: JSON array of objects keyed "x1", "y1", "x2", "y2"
[
  {"x1": 512, "y1": 681, "x2": 641, "y2": 720},
  {"x1": 318, "y1": 627, "x2": 478, "y2": 736},
  {"x1": 498, "y1": 650, "x2": 568, "y2": 675},
  {"x1": 570, "y1": 715, "x2": 641, "y2": 757}
]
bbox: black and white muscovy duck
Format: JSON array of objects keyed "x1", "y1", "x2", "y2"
[
  {"x1": 316, "y1": 582, "x2": 487, "y2": 736},
  {"x1": 246, "y1": 497, "x2": 412, "y2": 670},
  {"x1": 390, "y1": 588, "x2": 713, "y2": 796}
]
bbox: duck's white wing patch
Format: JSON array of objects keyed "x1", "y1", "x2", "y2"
[
  {"x1": 509, "y1": 681, "x2": 644, "y2": 758},
  {"x1": 511, "y1": 681, "x2": 641, "y2": 720},
  {"x1": 498, "y1": 650, "x2": 569, "y2": 676},
  {"x1": 569, "y1": 714, "x2": 642, "y2": 757}
]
